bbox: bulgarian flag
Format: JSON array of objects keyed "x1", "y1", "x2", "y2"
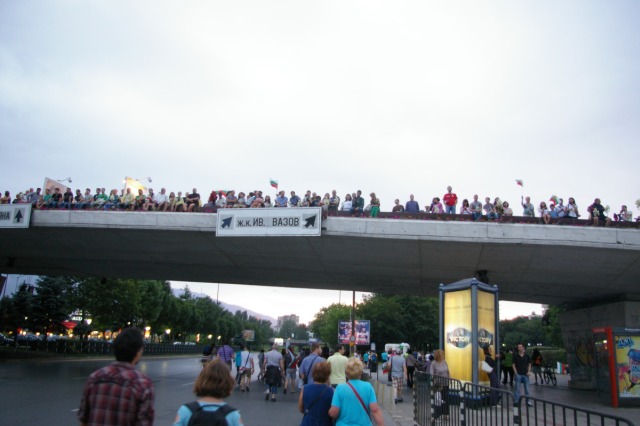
[
  {"x1": 549, "y1": 195, "x2": 560, "y2": 205},
  {"x1": 515, "y1": 179, "x2": 523, "y2": 187},
  {"x1": 270, "y1": 179, "x2": 278, "y2": 190}
]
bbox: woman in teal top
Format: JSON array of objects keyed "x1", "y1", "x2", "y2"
[
  {"x1": 329, "y1": 358, "x2": 384, "y2": 425},
  {"x1": 173, "y1": 359, "x2": 243, "y2": 425}
]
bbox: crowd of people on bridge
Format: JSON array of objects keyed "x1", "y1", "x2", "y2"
[{"x1": 3, "y1": 183, "x2": 638, "y2": 225}]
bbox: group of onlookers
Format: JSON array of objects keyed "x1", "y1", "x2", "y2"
[
  {"x1": 3, "y1": 185, "x2": 637, "y2": 225},
  {"x1": 391, "y1": 187, "x2": 637, "y2": 225},
  {"x1": 1, "y1": 187, "x2": 203, "y2": 212}
]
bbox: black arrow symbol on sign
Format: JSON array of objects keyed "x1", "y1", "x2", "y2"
[
  {"x1": 221, "y1": 217, "x2": 232, "y2": 228},
  {"x1": 304, "y1": 215, "x2": 316, "y2": 228},
  {"x1": 15, "y1": 210, "x2": 23, "y2": 223}
]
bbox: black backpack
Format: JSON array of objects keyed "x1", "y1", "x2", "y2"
[
  {"x1": 202, "y1": 345, "x2": 213, "y2": 356},
  {"x1": 185, "y1": 401, "x2": 236, "y2": 426}
]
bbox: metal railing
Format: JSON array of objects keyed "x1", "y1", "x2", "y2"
[
  {"x1": 414, "y1": 372, "x2": 635, "y2": 426},
  {"x1": 0, "y1": 340, "x2": 204, "y2": 358}
]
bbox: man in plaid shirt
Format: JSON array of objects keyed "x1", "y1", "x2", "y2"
[{"x1": 78, "y1": 328, "x2": 154, "y2": 425}]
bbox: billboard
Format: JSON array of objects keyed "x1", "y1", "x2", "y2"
[
  {"x1": 242, "y1": 330, "x2": 255, "y2": 342},
  {"x1": 477, "y1": 289, "x2": 496, "y2": 382},
  {"x1": 338, "y1": 320, "x2": 370, "y2": 345},
  {"x1": 615, "y1": 334, "x2": 640, "y2": 399},
  {"x1": 444, "y1": 288, "x2": 473, "y2": 382}
]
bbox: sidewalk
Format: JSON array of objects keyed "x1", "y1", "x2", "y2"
[{"x1": 373, "y1": 373, "x2": 640, "y2": 426}]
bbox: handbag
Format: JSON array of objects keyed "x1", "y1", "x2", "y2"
[{"x1": 481, "y1": 360, "x2": 493, "y2": 373}]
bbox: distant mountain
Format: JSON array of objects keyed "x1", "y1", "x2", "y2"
[{"x1": 171, "y1": 288, "x2": 277, "y2": 325}]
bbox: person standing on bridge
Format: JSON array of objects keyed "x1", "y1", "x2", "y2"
[
  {"x1": 521, "y1": 196, "x2": 535, "y2": 217},
  {"x1": 443, "y1": 186, "x2": 458, "y2": 214},
  {"x1": 78, "y1": 327, "x2": 154, "y2": 426},
  {"x1": 405, "y1": 194, "x2": 420, "y2": 213}
]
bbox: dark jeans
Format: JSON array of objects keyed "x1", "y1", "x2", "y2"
[
  {"x1": 407, "y1": 366, "x2": 415, "y2": 388},
  {"x1": 502, "y1": 366, "x2": 513, "y2": 384}
]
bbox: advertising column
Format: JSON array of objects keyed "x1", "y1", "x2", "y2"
[
  {"x1": 443, "y1": 288, "x2": 473, "y2": 382},
  {"x1": 440, "y1": 278, "x2": 499, "y2": 384},
  {"x1": 477, "y1": 289, "x2": 496, "y2": 384}
]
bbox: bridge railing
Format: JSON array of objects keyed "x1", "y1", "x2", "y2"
[{"x1": 413, "y1": 372, "x2": 635, "y2": 426}]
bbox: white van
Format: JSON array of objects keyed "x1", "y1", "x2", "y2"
[{"x1": 384, "y1": 342, "x2": 411, "y2": 355}]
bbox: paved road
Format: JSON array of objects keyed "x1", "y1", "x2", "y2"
[
  {"x1": 6, "y1": 355, "x2": 633, "y2": 426},
  {"x1": 0, "y1": 355, "x2": 411, "y2": 425}
]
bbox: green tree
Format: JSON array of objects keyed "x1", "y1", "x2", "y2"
[
  {"x1": 500, "y1": 315, "x2": 546, "y2": 349},
  {"x1": 541, "y1": 305, "x2": 565, "y2": 347},
  {"x1": 310, "y1": 303, "x2": 351, "y2": 346},
  {"x1": 11, "y1": 283, "x2": 35, "y2": 333},
  {"x1": 278, "y1": 318, "x2": 298, "y2": 339},
  {"x1": 31, "y1": 276, "x2": 75, "y2": 335}
]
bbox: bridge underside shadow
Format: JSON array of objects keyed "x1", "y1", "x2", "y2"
[{"x1": 1, "y1": 212, "x2": 639, "y2": 307}]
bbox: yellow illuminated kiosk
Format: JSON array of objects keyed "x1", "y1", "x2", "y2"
[{"x1": 439, "y1": 278, "x2": 499, "y2": 384}]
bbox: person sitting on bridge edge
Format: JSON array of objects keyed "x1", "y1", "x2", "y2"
[
  {"x1": 327, "y1": 189, "x2": 340, "y2": 215},
  {"x1": 275, "y1": 190, "x2": 288, "y2": 207},
  {"x1": 588, "y1": 198, "x2": 612, "y2": 227},
  {"x1": 187, "y1": 188, "x2": 200, "y2": 212},
  {"x1": 614, "y1": 204, "x2": 633, "y2": 222},
  {"x1": 352, "y1": 190, "x2": 365, "y2": 216},
  {"x1": 78, "y1": 327, "x2": 155, "y2": 426}
]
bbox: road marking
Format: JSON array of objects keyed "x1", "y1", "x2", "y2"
[
  {"x1": 180, "y1": 381, "x2": 195, "y2": 387},
  {"x1": 70, "y1": 409, "x2": 79, "y2": 412}
]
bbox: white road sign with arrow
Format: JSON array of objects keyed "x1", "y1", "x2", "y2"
[
  {"x1": 0, "y1": 204, "x2": 32, "y2": 228},
  {"x1": 216, "y1": 207, "x2": 321, "y2": 237}
]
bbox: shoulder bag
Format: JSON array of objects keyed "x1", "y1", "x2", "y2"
[{"x1": 346, "y1": 381, "x2": 370, "y2": 419}]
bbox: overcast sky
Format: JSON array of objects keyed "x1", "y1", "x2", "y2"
[{"x1": 2, "y1": 2, "x2": 638, "y2": 323}]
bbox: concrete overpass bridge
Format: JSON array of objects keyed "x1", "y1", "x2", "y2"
[{"x1": 1, "y1": 209, "x2": 638, "y2": 307}]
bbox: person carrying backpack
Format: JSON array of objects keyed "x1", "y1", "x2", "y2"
[
  {"x1": 173, "y1": 359, "x2": 243, "y2": 425},
  {"x1": 284, "y1": 346, "x2": 299, "y2": 394},
  {"x1": 201, "y1": 344, "x2": 214, "y2": 368}
]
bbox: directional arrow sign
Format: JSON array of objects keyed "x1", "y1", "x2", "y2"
[
  {"x1": 216, "y1": 207, "x2": 321, "y2": 237},
  {"x1": 0, "y1": 204, "x2": 32, "y2": 228}
]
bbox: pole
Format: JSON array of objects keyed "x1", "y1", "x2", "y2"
[{"x1": 351, "y1": 290, "x2": 356, "y2": 357}]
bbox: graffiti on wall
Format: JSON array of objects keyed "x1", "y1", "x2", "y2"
[{"x1": 565, "y1": 331, "x2": 596, "y2": 382}]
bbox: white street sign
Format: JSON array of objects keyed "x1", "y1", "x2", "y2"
[
  {"x1": 216, "y1": 207, "x2": 321, "y2": 237},
  {"x1": 0, "y1": 204, "x2": 32, "y2": 228}
]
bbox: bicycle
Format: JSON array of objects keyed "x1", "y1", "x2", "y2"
[{"x1": 543, "y1": 363, "x2": 557, "y2": 386}]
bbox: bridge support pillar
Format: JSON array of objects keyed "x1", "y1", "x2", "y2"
[{"x1": 558, "y1": 301, "x2": 640, "y2": 390}]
